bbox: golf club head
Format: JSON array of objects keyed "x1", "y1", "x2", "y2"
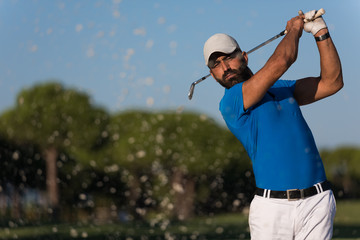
[
  {"x1": 188, "y1": 83, "x2": 195, "y2": 100},
  {"x1": 188, "y1": 74, "x2": 211, "y2": 100}
]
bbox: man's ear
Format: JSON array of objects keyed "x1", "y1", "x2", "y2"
[
  {"x1": 210, "y1": 70, "x2": 220, "y2": 84},
  {"x1": 242, "y1": 51, "x2": 249, "y2": 64},
  {"x1": 210, "y1": 69, "x2": 214, "y2": 79},
  {"x1": 210, "y1": 70, "x2": 217, "y2": 82}
]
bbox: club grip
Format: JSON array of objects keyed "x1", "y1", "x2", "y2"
[
  {"x1": 299, "y1": 8, "x2": 325, "y2": 22},
  {"x1": 314, "y1": 8, "x2": 325, "y2": 19}
]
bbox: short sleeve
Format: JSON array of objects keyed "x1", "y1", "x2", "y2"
[{"x1": 219, "y1": 83, "x2": 248, "y2": 128}]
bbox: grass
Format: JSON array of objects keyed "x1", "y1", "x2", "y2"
[
  {"x1": 333, "y1": 200, "x2": 360, "y2": 240},
  {"x1": 0, "y1": 200, "x2": 359, "y2": 240}
]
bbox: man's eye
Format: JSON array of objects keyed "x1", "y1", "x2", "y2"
[
  {"x1": 223, "y1": 56, "x2": 233, "y2": 61},
  {"x1": 212, "y1": 62, "x2": 219, "y2": 68}
]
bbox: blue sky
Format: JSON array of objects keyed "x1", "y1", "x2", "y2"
[{"x1": 0, "y1": 0, "x2": 359, "y2": 149}]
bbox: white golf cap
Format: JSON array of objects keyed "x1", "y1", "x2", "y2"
[{"x1": 203, "y1": 33, "x2": 240, "y2": 66}]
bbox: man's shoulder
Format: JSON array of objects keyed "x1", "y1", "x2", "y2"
[
  {"x1": 223, "y1": 82, "x2": 243, "y2": 97},
  {"x1": 219, "y1": 82, "x2": 246, "y2": 121},
  {"x1": 220, "y1": 82, "x2": 243, "y2": 106}
]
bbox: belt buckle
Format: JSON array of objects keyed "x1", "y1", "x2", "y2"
[{"x1": 286, "y1": 189, "x2": 304, "y2": 201}]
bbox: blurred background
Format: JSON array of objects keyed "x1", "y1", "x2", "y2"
[{"x1": 0, "y1": 0, "x2": 359, "y2": 239}]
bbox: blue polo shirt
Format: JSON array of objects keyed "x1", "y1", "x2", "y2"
[{"x1": 220, "y1": 80, "x2": 326, "y2": 191}]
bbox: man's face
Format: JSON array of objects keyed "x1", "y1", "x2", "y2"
[{"x1": 209, "y1": 50, "x2": 251, "y2": 89}]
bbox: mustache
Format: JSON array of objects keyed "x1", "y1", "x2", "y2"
[
  {"x1": 222, "y1": 68, "x2": 241, "y2": 80},
  {"x1": 220, "y1": 66, "x2": 253, "y2": 89},
  {"x1": 222, "y1": 64, "x2": 247, "y2": 79}
]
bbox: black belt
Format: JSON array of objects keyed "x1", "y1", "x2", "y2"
[{"x1": 255, "y1": 180, "x2": 332, "y2": 201}]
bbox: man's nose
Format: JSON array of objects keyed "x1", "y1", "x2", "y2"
[{"x1": 220, "y1": 60, "x2": 230, "y2": 71}]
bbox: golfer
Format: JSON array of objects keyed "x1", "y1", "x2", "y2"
[{"x1": 203, "y1": 10, "x2": 343, "y2": 239}]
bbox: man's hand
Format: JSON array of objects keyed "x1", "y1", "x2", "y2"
[
  {"x1": 303, "y1": 10, "x2": 327, "y2": 35},
  {"x1": 285, "y1": 16, "x2": 304, "y2": 38}
]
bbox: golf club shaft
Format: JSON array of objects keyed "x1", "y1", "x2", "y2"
[
  {"x1": 188, "y1": 30, "x2": 286, "y2": 100},
  {"x1": 194, "y1": 31, "x2": 285, "y2": 85},
  {"x1": 193, "y1": 74, "x2": 211, "y2": 85},
  {"x1": 246, "y1": 30, "x2": 286, "y2": 54}
]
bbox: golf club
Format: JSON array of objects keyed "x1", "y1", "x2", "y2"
[
  {"x1": 188, "y1": 8, "x2": 325, "y2": 100},
  {"x1": 187, "y1": 31, "x2": 284, "y2": 100}
]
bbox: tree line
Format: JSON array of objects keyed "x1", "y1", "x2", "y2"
[{"x1": 0, "y1": 81, "x2": 359, "y2": 224}]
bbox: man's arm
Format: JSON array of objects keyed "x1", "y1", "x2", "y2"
[
  {"x1": 294, "y1": 11, "x2": 343, "y2": 105},
  {"x1": 242, "y1": 16, "x2": 304, "y2": 111},
  {"x1": 294, "y1": 28, "x2": 343, "y2": 105}
]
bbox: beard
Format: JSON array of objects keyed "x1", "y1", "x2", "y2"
[{"x1": 218, "y1": 65, "x2": 253, "y2": 89}]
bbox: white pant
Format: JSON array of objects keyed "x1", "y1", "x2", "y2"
[{"x1": 249, "y1": 190, "x2": 336, "y2": 240}]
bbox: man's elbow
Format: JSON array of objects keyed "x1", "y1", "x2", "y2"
[
  {"x1": 330, "y1": 70, "x2": 344, "y2": 94},
  {"x1": 337, "y1": 79, "x2": 344, "y2": 92},
  {"x1": 335, "y1": 70, "x2": 344, "y2": 91}
]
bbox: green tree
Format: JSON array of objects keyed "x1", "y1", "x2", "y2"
[
  {"x1": 101, "y1": 110, "x2": 251, "y2": 220},
  {"x1": 321, "y1": 147, "x2": 360, "y2": 198},
  {"x1": 0, "y1": 82, "x2": 109, "y2": 219},
  {"x1": 0, "y1": 136, "x2": 45, "y2": 222}
]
